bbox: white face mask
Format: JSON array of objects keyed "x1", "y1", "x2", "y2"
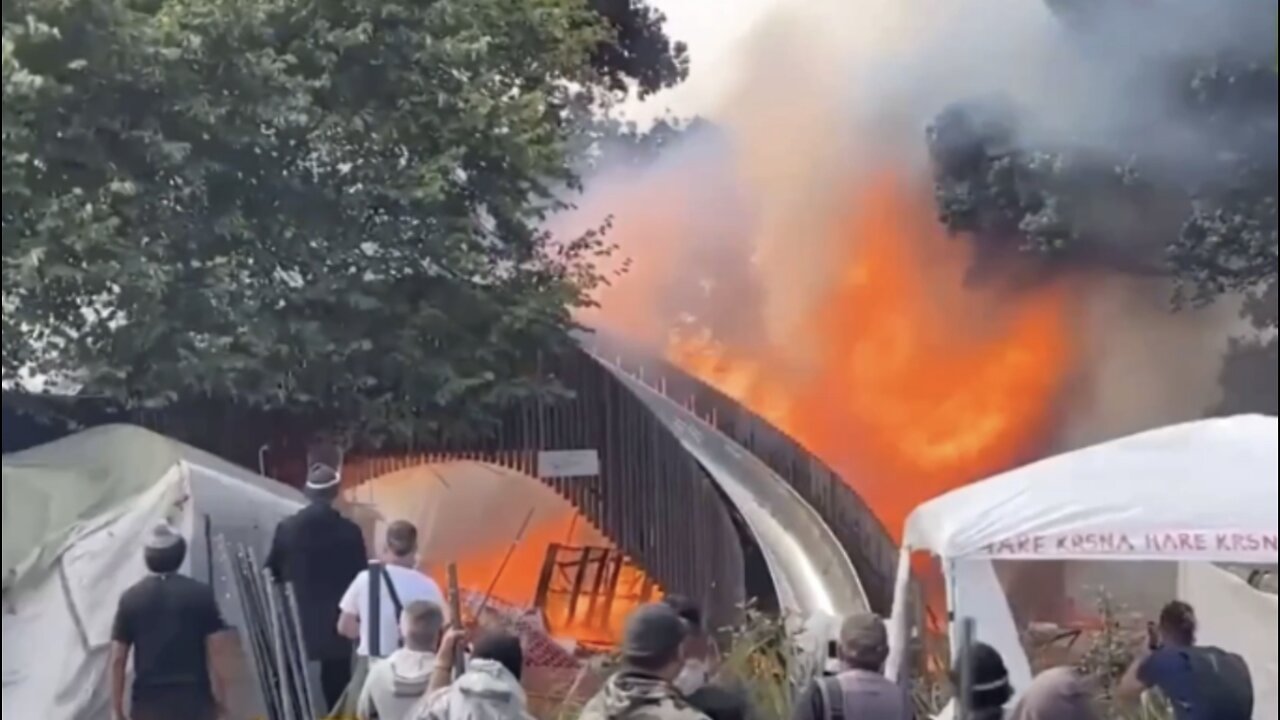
[{"x1": 673, "y1": 659, "x2": 710, "y2": 695}]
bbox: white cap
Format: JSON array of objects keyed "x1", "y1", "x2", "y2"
[
  {"x1": 145, "y1": 521, "x2": 184, "y2": 550},
  {"x1": 305, "y1": 463, "x2": 341, "y2": 490}
]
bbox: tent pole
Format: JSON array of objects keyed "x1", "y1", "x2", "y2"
[{"x1": 957, "y1": 615, "x2": 975, "y2": 720}]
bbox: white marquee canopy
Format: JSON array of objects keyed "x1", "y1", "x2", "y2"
[{"x1": 887, "y1": 415, "x2": 1279, "y2": 698}]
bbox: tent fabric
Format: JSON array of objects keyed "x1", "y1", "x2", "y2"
[
  {"x1": 950, "y1": 558, "x2": 1033, "y2": 697},
  {"x1": 3, "y1": 423, "x2": 299, "y2": 591},
  {"x1": 1179, "y1": 562, "x2": 1279, "y2": 720},
  {"x1": 887, "y1": 415, "x2": 1279, "y2": 704},
  {"x1": 901, "y1": 415, "x2": 1279, "y2": 562},
  {"x1": 2, "y1": 424, "x2": 184, "y2": 591},
  {"x1": 2, "y1": 424, "x2": 303, "y2": 720},
  {"x1": 3, "y1": 474, "x2": 191, "y2": 720}
]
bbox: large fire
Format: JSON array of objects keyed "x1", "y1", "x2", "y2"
[
  {"x1": 342, "y1": 460, "x2": 651, "y2": 646},
  {"x1": 666, "y1": 174, "x2": 1075, "y2": 533}
]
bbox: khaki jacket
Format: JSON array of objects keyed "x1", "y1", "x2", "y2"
[{"x1": 580, "y1": 672, "x2": 710, "y2": 720}]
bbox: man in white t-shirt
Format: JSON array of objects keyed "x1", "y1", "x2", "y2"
[{"x1": 338, "y1": 520, "x2": 445, "y2": 658}]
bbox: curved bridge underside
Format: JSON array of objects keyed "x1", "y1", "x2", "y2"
[{"x1": 606, "y1": 362, "x2": 867, "y2": 633}]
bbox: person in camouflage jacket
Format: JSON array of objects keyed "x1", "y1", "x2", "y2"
[{"x1": 580, "y1": 604, "x2": 710, "y2": 720}]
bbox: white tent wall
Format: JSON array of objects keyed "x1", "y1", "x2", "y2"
[
  {"x1": 895, "y1": 558, "x2": 1279, "y2": 720},
  {"x1": 184, "y1": 458, "x2": 302, "y2": 586},
  {"x1": 1179, "y1": 562, "x2": 1278, "y2": 720},
  {"x1": 948, "y1": 558, "x2": 1034, "y2": 692},
  {"x1": 2, "y1": 467, "x2": 189, "y2": 720},
  {"x1": 182, "y1": 458, "x2": 304, "y2": 720},
  {"x1": 3, "y1": 426, "x2": 303, "y2": 720}
]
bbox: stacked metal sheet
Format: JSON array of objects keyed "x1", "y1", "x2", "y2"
[{"x1": 214, "y1": 535, "x2": 318, "y2": 720}]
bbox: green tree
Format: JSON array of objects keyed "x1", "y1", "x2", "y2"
[
  {"x1": 927, "y1": 0, "x2": 1278, "y2": 415},
  {"x1": 1, "y1": 0, "x2": 671, "y2": 441},
  {"x1": 1217, "y1": 282, "x2": 1278, "y2": 415},
  {"x1": 588, "y1": 0, "x2": 688, "y2": 99}
]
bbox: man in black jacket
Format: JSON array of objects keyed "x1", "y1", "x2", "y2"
[{"x1": 266, "y1": 463, "x2": 368, "y2": 710}]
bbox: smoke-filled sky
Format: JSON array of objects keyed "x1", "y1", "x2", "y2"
[
  {"x1": 576, "y1": 0, "x2": 1263, "y2": 534},
  {"x1": 622, "y1": 0, "x2": 781, "y2": 122}
]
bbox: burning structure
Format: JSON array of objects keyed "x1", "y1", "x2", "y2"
[
  {"x1": 579, "y1": 0, "x2": 1277, "y2": 545},
  {"x1": 337, "y1": 457, "x2": 661, "y2": 648},
  {"x1": 3, "y1": 2, "x2": 1273, "y2": 694},
  {"x1": 1, "y1": 350, "x2": 756, "y2": 648}
]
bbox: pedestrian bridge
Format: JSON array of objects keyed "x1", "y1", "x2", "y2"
[{"x1": 2, "y1": 341, "x2": 901, "y2": 639}]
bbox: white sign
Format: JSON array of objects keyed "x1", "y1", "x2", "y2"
[{"x1": 537, "y1": 449, "x2": 600, "y2": 478}]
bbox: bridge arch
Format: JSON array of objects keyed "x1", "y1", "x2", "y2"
[
  {"x1": 2, "y1": 348, "x2": 749, "y2": 630},
  {"x1": 3, "y1": 343, "x2": 898, "y2": 627}
]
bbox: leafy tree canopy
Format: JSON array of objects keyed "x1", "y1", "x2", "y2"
[
  {"x1": 588, "y1": 0, "x2": 688, "y2": 99},
  {"x1": 2, "y1": 0, "x2": 683, "y2": 442}
]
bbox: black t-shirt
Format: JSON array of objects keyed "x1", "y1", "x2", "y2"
[{"x1": 111, "y1": 573, "x2": 227, "y2": 701}]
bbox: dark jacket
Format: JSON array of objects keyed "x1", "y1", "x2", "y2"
[
  {"x1": 266, "y1": 501, "x2": 367, "y2": 660},
  {"x1": 790, "y1": 670, "x2": 915, "y2": 720}
]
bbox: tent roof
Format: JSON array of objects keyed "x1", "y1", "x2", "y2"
[
  {"x1": 902, "y1": 415, "x2": 1279, "y2": 562},
  {"x1": 3, "y1": 424, "x2": 294, "y2": 584}
]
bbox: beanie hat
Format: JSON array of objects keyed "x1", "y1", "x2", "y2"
[
  {"x1": 622, "y1": 603, "x2": 687, "y2": 665},
  {"x1": 954, "y1": 641, "x2": 1014, "y2": 710}
]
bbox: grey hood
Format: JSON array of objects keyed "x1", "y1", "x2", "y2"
[
  {"x1": 358, "y1": 649, "x2": 439, "y2": 720},
  {"x1": 415, "y1": 658, "x2": 531, "y2": 720},
  {"x1": 389, "y1": 649, "x2": 437, "y2": 697}
]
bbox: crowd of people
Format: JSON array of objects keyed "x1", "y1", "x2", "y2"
[{"x1": 106, "y1": 464, "x2": 1257, "y2": 720}]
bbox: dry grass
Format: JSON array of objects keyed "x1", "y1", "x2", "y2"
[{"x1": 715, "y1": 604, "x2": 797, "y2": 720}]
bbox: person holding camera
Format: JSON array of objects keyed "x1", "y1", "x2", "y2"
[{"x1": 1118, "y1": 600, "x2": 1253, "y2": 720}]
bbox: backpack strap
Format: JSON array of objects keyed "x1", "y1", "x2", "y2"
[
  {"x1": 377, "y1": 565, "x2": 404, "y2": 629},
  {"x1": 815, "y1": 676, "x2": 845, "y2": 720}
]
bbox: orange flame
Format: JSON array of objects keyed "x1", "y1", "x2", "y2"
[
  {"x1": 666, "y1": 173, "x2": 1074, "y2": 534},
  {"x1": 432, "y1": 512, "x2": 650, "y2": 646}
]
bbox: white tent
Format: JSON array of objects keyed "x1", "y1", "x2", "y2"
[
  {"x1": 2, "y1": 424, "x2": 302, "y2": 720},
  {"x1": 1180, "y1": 562, "x2": 1278, "y2": 720},
  {"x1": 886, "y1": 415, "x2": 1279, "y2": 709}
]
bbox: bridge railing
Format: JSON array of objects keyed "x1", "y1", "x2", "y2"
[{"x1": 586, "y1": 336, "x2": 902, "y2": 616}]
